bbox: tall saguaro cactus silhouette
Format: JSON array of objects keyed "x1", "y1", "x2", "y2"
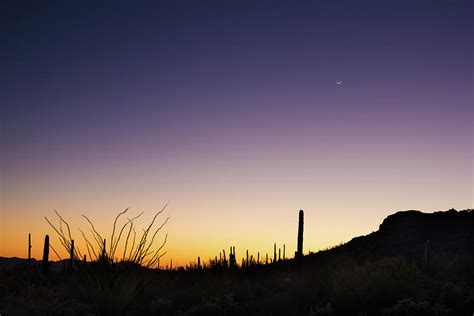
[
  {"x1": 229, "y1": 246, "x2": 236, "y2": 268},
  {"x1": 69, "y1": 240, "x2": 75, "y2": 272},
  {"x1": 296, "y1": 210, "x2": 304, "y2": 258},
  {"x1": 425, "y1": 240, "x2": 431, "y2": 272},
  {"x1": 28, "y1": 233, "x2": 32, "y2": 265},
  {"x1": 273, "y1": 243, "x2": 277, "y2": 262},
  {"x1": 42, "y1": 235, "x2": 49, "y2": 274}
]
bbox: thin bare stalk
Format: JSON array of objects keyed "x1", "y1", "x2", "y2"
[
  {"x1": 128, "y1": 227, "x2": 137, "y2": 260},
  {"x1": 141, "y1": 217, "x2": 170, "y2": 261},
  {"x1": 110, "y1": 207, "x2": 129, "y2": 255},
  {"x1": 145, "y1": 233, "x2": 168, "y2": 266},
  {"x1": 131, "y1": 204, "x2": 167, "y2": 262},
  {"x1": 49, "y1": 243, "x2": 62, "y2": 261},
  {"x1": 54, "y1": 210, "x2": 73, "y2": 242},
  {"x1": 79, "y1": 228, "x2": 98, "y2": 260},
  {"x1": 82, "y1": 215, "x2": 104, "y2": 252},
  {"x1": 122, "y1": 212, "x2": 143, "y2": 261}
]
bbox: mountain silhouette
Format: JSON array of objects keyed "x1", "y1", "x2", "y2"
[{"x1": 307, "y1": 209, "x2": 474, "y2": 262}]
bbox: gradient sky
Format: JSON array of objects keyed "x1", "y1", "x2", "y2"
[{"x1": 1, "y1": 0, "x2": 472, "y2": 266}]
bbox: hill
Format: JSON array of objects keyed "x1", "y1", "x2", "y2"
[{"x1": 311, "y1": 208, "x2": 474, "y2": 261}]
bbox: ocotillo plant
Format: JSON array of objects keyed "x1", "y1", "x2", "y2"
[
  {"x1": 42, "y1": 235, "x2": 49, "y2": 274},
  {"x1": 46, "y1": 206, "x2": 169, "y2": 268},
  {"x1": 296, "y1": 209, "x2": 304, "y2": 258},
  {"x1": 28, "y1": 233, "x2": 32, "y2": 265},
  {"x1": 425, "y1": 240, "x2": 431, "y2": 272}
]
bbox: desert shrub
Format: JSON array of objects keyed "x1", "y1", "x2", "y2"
[
  {"x1": 382, "y1": 298, "x2": 447, "y2": 316},
  {"x1": 432, "y1": 280, "x2": 474, "y2": 314},
  {"x1": 0, "y1": 283, "x2": 5, "y2": 302},
  {"x1": 186, "y1": 293, "x2": 240, "y2": 315},
  {"x1": 150, "y1": 297, "x2": 173, "y2": 314},
  {"x1": 330, "y1": 257, "x2": 427, "y2": 313},
  {"x1": 74, "y1": 265, "x2": 144, "y2": 315},
  {"x1": 309, "y1": 303, "x2": 335, "y2": 315},
  {"x1": 431, "y1": 254, "x2": 474, "y2": 283}
]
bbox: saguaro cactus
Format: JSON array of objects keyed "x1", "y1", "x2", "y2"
[
  {"x1": 28, "y1": 233, "x2": 32, "y2": 265},
  {"x1": 197, "y1": 256, "x2": 201, "y2": 270},
  {"x1": 425, "y1": 240, "x2": 431, "y2": 272},
  {"x1": 69, "y1": 240, "x2": 75, "y2": 272},
  {"x1": 229, "y1": 246, "x2": 236, "y2": 269},
  {"x1": 296, "y1": 210, "x2": 304, "y2": 258},
  {"x1": 102, "y1": 239, "x2": 106, "y2": 260},
  {"x1": 274, "y1": 243, "x2": 277, "y2": 262},
  {"x1": 42, "y1": 235, "x2": 49, "y2": 274}
]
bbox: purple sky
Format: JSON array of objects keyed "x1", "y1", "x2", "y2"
[{"x1": 1, "y1": 0, "x2": 472, "y2": 262}]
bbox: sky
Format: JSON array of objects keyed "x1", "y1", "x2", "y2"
[{"x1": 1, "y1": 0, "x2": 472, "y2": 266}]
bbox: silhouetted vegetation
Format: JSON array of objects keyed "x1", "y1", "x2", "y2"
[{"x1": 1, "y1": 209, "x2": 473, "y2": 315}]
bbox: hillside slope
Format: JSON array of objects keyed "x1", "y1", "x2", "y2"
[{"x1": 314, "y1": 208, "x2": 474, "y2": 261}]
